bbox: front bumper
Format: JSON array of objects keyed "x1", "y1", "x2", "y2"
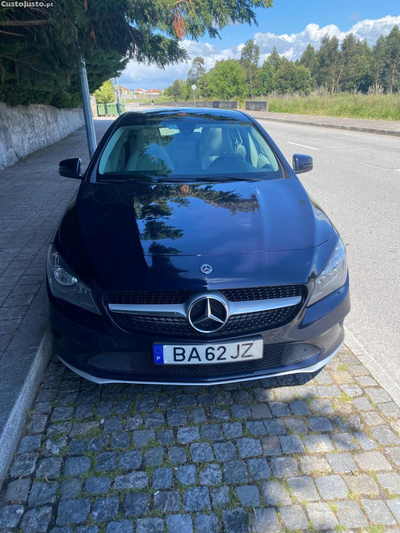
[{"x1": 48, "y1": 277, "x2": 350, "y2": 385}]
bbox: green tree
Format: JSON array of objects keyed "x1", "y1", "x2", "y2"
[
  {"x1": 187, "y1": 56, "x2": 206, "y2": 99},
  {"x1": 273, "y1": 60, "x2": 312, "y2": 94},
  {"x1": 372, "y1": 35, "x2": 388, "y2": 90},
  {"x1": 165, "y1": 79, "x2": 188, "y2": 101},
  {"x1": 257, "y1": 59, "x2": 274, "y2": 94},
  {"x1": 385, "y1": 25, "x2": 400, "y2": 93},
  {"x1": 204, "y1": 59, "x2": 247, "y2": 99},
  {"x1": 240, "y1": 39, "x2": 260, "y2": 97},
  {"x1": 293, "y1": 64, "x2": 313, "y2": 93},
  {"x1": 268, "y1": 46, "x2": 283, "y2": 71},
  {"x1": 0, "y1": 0, "x2": 273, "y2": 107},
  {"x1": 339, "y1": 35, "x2": 372, "y2": 92},
  {"x1": 187, "y1": 56, "x2": 206, "y2": 83},
  {"x1": 315, "y1": 35, "x2": 341, "y2": 92},
  {"x1": 299, "y1": 44, "x2": 316, "y2": 72},
  {"x1": 94, "y1": 80, "x2": 115, "y2": 104},
  {"x1": 197, "y1": 71, "x2": 213, "y2": 99}
]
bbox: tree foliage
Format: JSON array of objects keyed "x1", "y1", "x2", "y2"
[
  {"x1": 202, "y1": 59, "x2": 247, "y2": 100},
  {"x1": 187, "y1": 57, "x2": 206, "y2": 83},
  {"x1": 0, "y1": 0, "x2": 273, "y2": 107},
  {"x1": 94, "y1": 80, "x2": 116, "y2": 104},
  {"x1": 163, "y1": 25, "x2": 400, "y2": 100},
  {"x1": 164, "y1": 79, "x2": 188, "y2": 101},
  {"x1": 240, "y1": 39, "x2": 260, "y2": 97},
  {"x1": 385, "y1": 25, "x2": 400, "y2": 93}
]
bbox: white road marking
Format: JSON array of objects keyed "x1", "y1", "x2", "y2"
[
  {"x1": 395, "y1": 169, "x2": 400, "y2": 172},
  {"x1": 287, "y1": 141, "x2": 319, "y2": 151}
]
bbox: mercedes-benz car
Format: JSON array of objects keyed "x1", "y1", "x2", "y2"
[{"x1": 47, "y1": 108, "x2": 350, "y2": 385}]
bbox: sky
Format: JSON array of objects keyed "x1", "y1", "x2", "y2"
[{"x1": 118, "y1": 0, "x2": 400, "y2": 90}]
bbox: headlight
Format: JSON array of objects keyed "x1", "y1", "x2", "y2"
[
  {"x1": 308, "y1": 238, "x2": 348, "y2": 306},
  {"x1": 47, "y1": 245, "x2": 101, "y2": 315}
]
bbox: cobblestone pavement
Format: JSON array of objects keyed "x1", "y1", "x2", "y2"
[{"x1": 2, "y1": 346, "x2": 400, "y2": 532}]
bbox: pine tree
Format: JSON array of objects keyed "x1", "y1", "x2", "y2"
[{"x1": 0, "y1": 0, "x2": 273, "y2": 107}]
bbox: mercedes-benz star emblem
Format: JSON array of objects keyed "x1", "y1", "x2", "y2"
[
  {"x1": 188, "y1": 296, "x2": 228, "y2": 333},
  {"x1": 200, "y1": 263, "x2": 213, "y2": 275}
]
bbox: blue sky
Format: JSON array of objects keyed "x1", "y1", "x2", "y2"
[
  {"x1": 119, "y1": 1, "x2": 400, "y2": 90},
  {"x1": 217, "y1": 0, "x2": 398, "y2": 46}
]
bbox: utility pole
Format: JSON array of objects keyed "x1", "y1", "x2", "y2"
[
  {"x1": 79, "y1": 57, "x2": 97, "y2": 158},
  {"x1": 192, "y1": 84, "x2": 196, "y2": 107},
  {"x1": 115, "y1": 77, "x2": 121, "y2": 115}
]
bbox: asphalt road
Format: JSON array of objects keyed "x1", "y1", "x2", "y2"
[{"x1": 258, "y1": 119, "x2": 400, "y2": 388}]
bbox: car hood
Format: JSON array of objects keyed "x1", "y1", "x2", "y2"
[
  {"x1": 68, "y1": 178, "x2": 332, "y2": 253},
  {"x1": 57, "y1": 178, "x2": 334, "y2": 290}
]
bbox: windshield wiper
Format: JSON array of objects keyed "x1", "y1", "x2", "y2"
[{"x1": 195, "y1": 176, "x2": 260, "y2": 182}]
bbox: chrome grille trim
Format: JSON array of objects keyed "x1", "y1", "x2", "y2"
[
  {"x1": 229, "y1": 297, "x2": 301, "y2": 315},
  {"x1": 108, "y1": 296, "x2": 302, "y2": 317},
  {"x1": 109, "y1": 303, "x2": 186, "y2": 317},
  {"x1": 108, "y1": 304, "x2": 186, "y2": 318}
]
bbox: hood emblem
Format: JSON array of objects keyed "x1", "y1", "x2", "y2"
[
  {"x1": 200, "y1": 263, "x2": 213, "y2": 275},
  {"x1": 188, "y1": 296, "x2": 228, "y2": 333}
]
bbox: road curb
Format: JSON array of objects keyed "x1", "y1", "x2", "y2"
[
  {"x1": 0, "y1": 331, "x2": 52, "y2": 486},
  {"x1": 345, "y1": 327, "x2": 400, "y2": 409},
  {"x1": 249, "y1": 113, "x2": 400, "y2": 138}
]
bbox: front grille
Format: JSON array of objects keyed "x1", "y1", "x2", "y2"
[
  {"x1": 110, "y1": 306, "x2": 300, "y2": 338},
  {"x1": 107, "y1": 290, "x2": 192, "y2": 305},
  {"x1": 87, "y1": 343, "x2": 319, "y2": 378},
  {"x1": 221, "y1": 285, "x2": 304, "y2": 302},
  {"x1": 107, "y1": 285, "x2": 306, "y2": 305}
]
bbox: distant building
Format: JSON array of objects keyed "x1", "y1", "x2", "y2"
[
  {"x1": 146, "y1": 89, "x2": 162, "y2": 96},
  {"x1": 119, "y1": 86, "x2": 133, "y2": 96},
  {"x1": 133, "y1": 88, "x2": 162, "y2": 99},
  {"x1": 134, "y1": 88, "x2": 147, "y2": 96}
]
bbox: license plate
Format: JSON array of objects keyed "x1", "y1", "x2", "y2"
[{"x1": 153, "y1": 338, "x2": 263, "y2": 365}]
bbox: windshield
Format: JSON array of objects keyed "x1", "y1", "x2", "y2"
[{"x1": 97, "y1": 115, "x2": 284, "y2": 181}]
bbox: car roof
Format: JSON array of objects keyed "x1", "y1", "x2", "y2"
[{"x1": 118, "y1": 107, "x2": 250, "y2": 124}]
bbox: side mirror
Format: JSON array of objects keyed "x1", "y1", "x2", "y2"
[
  {"x1": 293, "y1": 154, "x2": 313, "y2": 174},
  {"x1": 59, "y1": 158, "x2": 82, "y2": 179}
]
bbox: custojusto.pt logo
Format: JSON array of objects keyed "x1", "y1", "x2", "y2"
[{"x1": 1, "y1": 1, "x2": 54, "y2": 7}]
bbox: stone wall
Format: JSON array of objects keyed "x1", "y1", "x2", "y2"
[
  {"x1": 245, "y1": 101, "x2": 269, "y2": 111},
  {"x1": 0, "y1": 103, "x2": 85, "y2": 170}
]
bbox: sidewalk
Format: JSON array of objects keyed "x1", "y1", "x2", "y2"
[
  {"x1": 249, "y1": 110, "x2": 400, "y2": 137},
  {"x1": 2, "y1": 345, "x2": 400, "y2": 532},
  {"x1": 0, "y1": 120, "x2": 113, "y2": 482}
]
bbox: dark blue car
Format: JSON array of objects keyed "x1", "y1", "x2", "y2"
[{"x1": 47, "y1": 108, "x2": 350, "y2": 385}]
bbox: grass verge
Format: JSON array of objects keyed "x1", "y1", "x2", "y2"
[{"x1": 267, "y1": 92, "x2": 400, "y2": 121}]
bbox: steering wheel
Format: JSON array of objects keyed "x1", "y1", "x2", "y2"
[
  {"x1": 208, "y1": 154, "x2": 243, "y2": 169},
  {"x1": 261, "y1": 163, "x2": 273, "y2": 170}
]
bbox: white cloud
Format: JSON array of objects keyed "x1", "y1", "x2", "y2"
[
  {"x1": 254, "y1": 15, "x2": 400, "y2": 61},
  {"x1": 118, "y1": 15, "x2": 400, "y2": 89}
]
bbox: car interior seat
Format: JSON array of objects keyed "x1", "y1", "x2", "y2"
[{"x1": 125, "y1": 129, "x2": 174, "y2": 172}]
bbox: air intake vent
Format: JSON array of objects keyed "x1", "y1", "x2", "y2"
[{"x1": 87, "y1": 343, "x2": 319, "y2": 378}]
